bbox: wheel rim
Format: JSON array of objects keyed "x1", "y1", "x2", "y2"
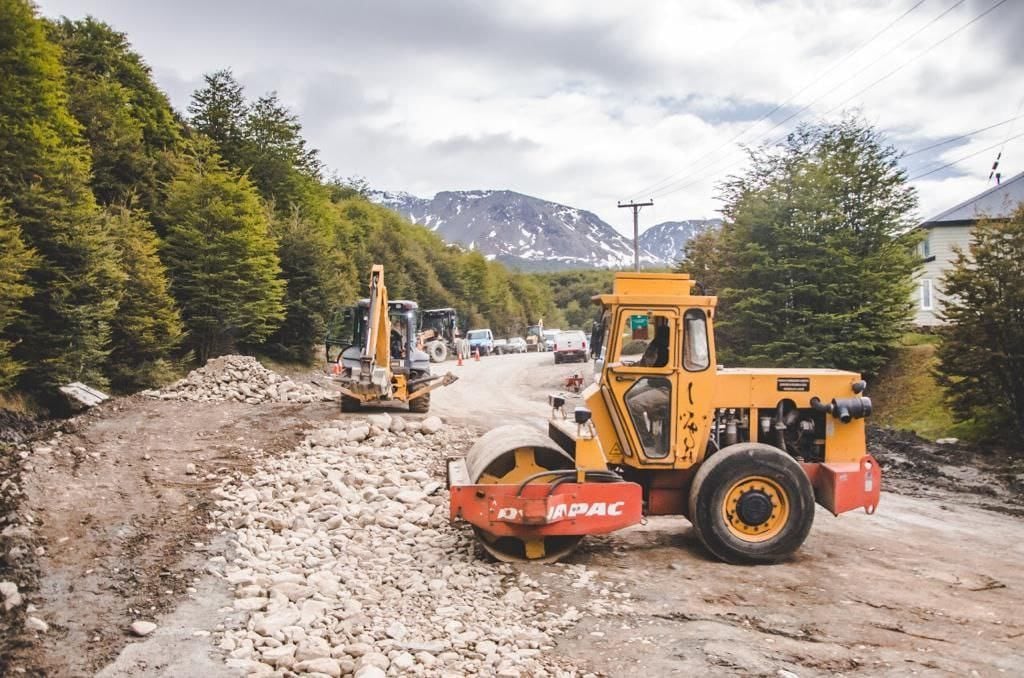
[
  {"x1": 721, "y1": 475, "x2": 790, "y2": 542},
  {"x1": 470, "y1": 444, "x2": 582, "y2": 563}
]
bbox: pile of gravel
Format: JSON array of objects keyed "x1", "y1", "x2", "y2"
[
  {"x1": 143, "y1": 355, "x2": 334, "y2": 404},
  {"x1": 210, "y1": 413, "x2": 629, "y2": 676}
]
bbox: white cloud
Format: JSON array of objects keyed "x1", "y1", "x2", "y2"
[{"x1": 37, "y1": 0, "x2": 1024, "y2": 233}]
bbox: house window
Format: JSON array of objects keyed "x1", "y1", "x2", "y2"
[
  {"x1": 920, "y1": 279, "x2": 933, "y2": 310},
  {"x1": 920, "y1": 235, "x2": 931, "y2": 259}
]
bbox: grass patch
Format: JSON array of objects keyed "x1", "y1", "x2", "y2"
[
  {"x1": 899, "y1": 331, "x2": 940, "y2": 347},
  {"x1": 872, "y1": 341, "x2": 957, "y2": 441}
]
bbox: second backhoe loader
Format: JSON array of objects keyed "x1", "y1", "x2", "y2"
[{"x1": 329, "y1": 265, "x2": 457, "y2": 413}]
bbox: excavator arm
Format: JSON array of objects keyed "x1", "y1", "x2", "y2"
[{"x1": 354, "y1": 264, "x2": 393, "y2": 397}]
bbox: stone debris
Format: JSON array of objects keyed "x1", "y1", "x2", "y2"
[
  {"x1": 130, "y1": 620, "x2": 158, "y2": 637},
  {"x1": 25, "y1": 616, "x2": 49, "y2": 633},
  {"x1": 1, "y1": 580, "x2": 22, "y2": 611},
  {"x1": 211, "y1": 416, "x2": 630, "y2": 676},
  {"x1": 142, "y1": 355, "x2": 333, "y2": 404}
]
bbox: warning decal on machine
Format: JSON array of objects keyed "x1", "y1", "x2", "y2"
[{"x1": 777, "y1": 377, "x2": 811, "y2": 392}]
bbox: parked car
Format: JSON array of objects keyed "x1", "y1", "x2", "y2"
[
  {"x1": 466, "y1": 328, "x2": 495, "y2": 356},
  {"x1": 492, "y1": 338, "x2": 509, "y2": 355},
  {"x1": 553, "y1": 330, "x2": 588, "y2": 363},
  {"x1": 542, "y1": 329, "x2": 561, "y2": 351},
  {"x1": 506, "y1": 337, "x2": 528, "y2": 353}
]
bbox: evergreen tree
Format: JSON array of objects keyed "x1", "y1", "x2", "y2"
[
  {"x1": 264, "y1": 205, "x2": 345, "y2": 362},
  {"x1": 51, "y1": 17, "x2": 182, "y2": 210},
  {"x1": 0, "y1": 205, "x2": 37, "y2": 390},
  {"x1": 243, "y1": 93, "x2": 322, "y2": 205},
  {"x1": 188, "y1": 69, "x2": 249, "y2": 169},
  {"x1": 161, "y1": 151, "x2": 285, "y2": 362},
  {"x1": 675, "y1": 227, "x2": 723, "y2": 293},
  {"x1": 708, "y1": 118, "x2": 919, "y2": 375},
  {"x1": 935, "y1": 206, "x2": 1024, "y2": 444},
  {"x1": 0, "y1": 0, "x2": 123, "y2": 395},
  {"x1": 105, "y1": 206, "x2": 184, "y2": 390}
]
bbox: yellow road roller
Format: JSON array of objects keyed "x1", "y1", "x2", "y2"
[{"x1": 448, "y1": 271, "x2": 880, "y2": 564}]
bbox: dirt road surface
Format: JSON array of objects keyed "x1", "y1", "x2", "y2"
[{"x1": 2, "y1": 351, "x2": 1022, "y2": 676}]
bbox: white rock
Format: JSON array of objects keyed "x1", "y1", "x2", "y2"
[
  {"x1": 294, "y1": 657, "x2": 342, "y2": 677},
  {"x1": 347, "y1": 426, "x2": 370, "y2": 442},
  {"x1": 295, "y1": 636, "x2": 331, "y2": 661},
  {"x1": 344, "y1": 642, "x2": 373, "y2": 657},
  {"x1": 253, "y1": 608, "x2": 301, "y2": 637},
  {"x1": 419, "y1": 416, "x2": 444, "y2": 434},
  {"x1": 391, "y1": 651, "x2": 415, "y2": 670},
  {"x1": 936, "y1": 437, "x2": 959, "y2": 445},
  {"x1": 26, "y1": 616, "x2": 49, "y2": 633},
  {"x1": 354, "y1": 667, "x2": 386, "y2": 678},
  {"x1": 233, "y1": 597, "x2": 268, "y2": 611},
  {"x1": 366, "y1": 413, "x2": 392, "y2": 430},
  {"x1": 260, "y1": 644, "x2": 296, "y2": 666},
  {"x1": 0, "y1": 581, "x2": 22, "y2": 611},
  {"x1": 386, "y1": 620, "x2": 408, "y2": 640},
  {"x1": 130, "y1": 620, "x2": 157, "y2": 637},
  {"x1": 395, "y1": 490, "x2": 426, "y2": 505},
  {"x1": 358, "y1": 652, "x2": 390, "y2": 670}
]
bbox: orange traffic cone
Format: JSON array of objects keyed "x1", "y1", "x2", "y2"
[
  {"x1": 457, "y1": 352, "x2": 463, "y2": 366},
  {"x1": 331, "y1": 362, "x2": 341, "y2": 376},
  {"x1": 474, "y1": 348, "x2": 480, "y2": 362}
]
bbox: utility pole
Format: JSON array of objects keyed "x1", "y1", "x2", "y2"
[{"x1": 618, "y1": 199, "x2": 653, "y2": 271}]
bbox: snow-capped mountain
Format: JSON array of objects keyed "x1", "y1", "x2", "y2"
[
  {"x1": 371, "y1": 189, "x2": 662, "y2": 271},
  {"x1": 638, "y1": 219, "x2": 722, "y2": 264}
]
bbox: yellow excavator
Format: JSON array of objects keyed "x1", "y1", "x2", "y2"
[
  {"x1": 331, "y1": 265, "x2": 457, "y2": 413},
  {"x1": 448, "y1": 271, "x2": 880, "y2": 564}
]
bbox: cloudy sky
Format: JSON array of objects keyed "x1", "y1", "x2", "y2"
[{"x1": 37, "y1": 0, "x2": 1024, "y2": 235}]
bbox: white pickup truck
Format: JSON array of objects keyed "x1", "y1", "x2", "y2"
[{"x1": 553, "y1": 330, "x2": 588, "y2": 364}]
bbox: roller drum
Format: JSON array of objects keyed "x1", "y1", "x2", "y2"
[{"x1": 464, "y1": 424, "x2": 583, "y2": 563}]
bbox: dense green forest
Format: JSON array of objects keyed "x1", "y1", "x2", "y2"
[{"x1": 0, "y1": 1, "x2": 563, "y2": 405}]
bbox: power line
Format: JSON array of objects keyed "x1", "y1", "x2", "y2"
[
  {"x1": 908, "y1": 130, "x2": 1024, "y2": 180},
  {"x1": 627, "y1": 0, "x2": 927, "y2": 201},
  {"x1": 903, "y1": 114, "x2": 1024, "y2": 158},
  {"x1": 990, "y1": 93, "x2": 1024, "y2": 182},
  {"x1": 648, "y1": 0, "x2": 1008, "y2": 201},
  {"x1": 816, "y1": 0, "x2": 1010, "y2": 120},
  {"x1": 749, "y1": 0, "x2": 970, "y2": 149},
  {"x1": 638, "y1": 0, "x2": 961, "y2": 200},
  {"x1": 645, "y1": 0, "x2": 973, "y2": 200}
]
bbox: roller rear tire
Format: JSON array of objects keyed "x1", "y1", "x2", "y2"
[{"x1": 688, "y1": 443, "x2": 815, "y2": 564}]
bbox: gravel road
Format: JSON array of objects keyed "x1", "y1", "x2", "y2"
[{"x1": 1, "y1": 351, "x2": 1022, "y2": 676}]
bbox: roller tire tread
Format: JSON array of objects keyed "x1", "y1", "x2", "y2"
[{"x1": 688, "y1": 443, "x2": 815, "y2": 564}]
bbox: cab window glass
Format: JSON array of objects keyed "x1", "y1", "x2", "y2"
[
  {"x1": 615, "y1": 313, "x2": 672, "y2": 367},
  {"x1": 624, "y1": 377, "x2": 672, "y2": 458},
  {"x1": 683, "y1": 309, "x2": 710, "y2": 371}
]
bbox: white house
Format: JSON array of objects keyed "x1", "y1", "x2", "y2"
[{"x1": 914, "y1": 170, "x2": 1024, "y2": 326}]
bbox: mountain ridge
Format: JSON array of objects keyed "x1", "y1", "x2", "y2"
[{"x1": 370, "y1": 188, "x2": 716, "y2": 270}]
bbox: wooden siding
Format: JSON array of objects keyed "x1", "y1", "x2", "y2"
[{"x1": 914, "y1": 224, "x2": 973, "y2": 326}]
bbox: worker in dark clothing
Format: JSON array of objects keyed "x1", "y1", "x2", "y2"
[
  {"x1": 629, "y1": 321, "x2": 672, "y2": 454},
  {"x1": 639, "y1": 324, "x2": 670, "y2": 368},
  {"x1": 390, "y1": 328, "x2": 404, "y2": 359}
]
